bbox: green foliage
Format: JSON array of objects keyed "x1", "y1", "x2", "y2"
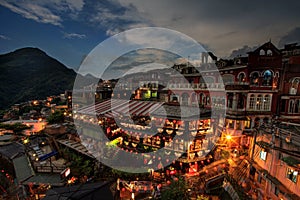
[
  {"x1": 161, "y1": 177, "x2": 190, "y2": 200},
  {"x1": 0, "y1": 122, "x2": 32, "y2": 133},
  {"x1": 47, "y1": 110, "x2": 64, "y2": 124},
  {"x1": 63, "y1": 149, "x2": 94, "y2": 177}
]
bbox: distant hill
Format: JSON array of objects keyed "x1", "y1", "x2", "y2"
[{"x1": 0, "y1": 47, "x2": 97, "y2": 109}]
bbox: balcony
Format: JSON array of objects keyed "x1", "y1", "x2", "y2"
[
  {"x1": 225, "y1": 82, "x2": 250, "y2": 90},
  {"x1": 167, "y1": 83, "x2": 225, "y2": 90}
]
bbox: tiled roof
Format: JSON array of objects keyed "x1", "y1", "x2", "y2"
[{"x1": 0, "y1": 142, "x2": 25, "y2": 159}]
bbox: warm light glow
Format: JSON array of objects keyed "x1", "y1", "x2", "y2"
[{"x1": 226, "y1": 135, "x2": 232, "y2": 140}]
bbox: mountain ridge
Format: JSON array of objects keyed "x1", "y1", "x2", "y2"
[{"x1": 0, "y1": 47, "x2": 97, "y2": 109}]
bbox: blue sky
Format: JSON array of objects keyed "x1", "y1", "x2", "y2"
[{"x1": 0, "y1": 0, "x2": 300, "y2": 70}]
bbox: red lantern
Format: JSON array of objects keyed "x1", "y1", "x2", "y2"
[
  {"x1": 167, "y1": 180, "x2": 171, "y2": 185},
  {"x1": 122, "y1": 188, "x2": 125, "y2": 192},
  {"x1": 144, "y1": 186, "x2": 147, "y2": 191}
]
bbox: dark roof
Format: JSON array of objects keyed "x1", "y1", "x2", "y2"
[
  {"x1": 23, "y1": 173, "x2": 64, "y2": 187},
  {"x1": 0, "y1": 142, "x2": 25, "y2": 159},
  {"x1": 13, "y1": 155, "x2": 35, "y2": 183},
  {"x1": 43, "y1": 181, "x2": 113, "y2": 200}
]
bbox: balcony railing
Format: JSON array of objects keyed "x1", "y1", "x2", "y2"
[{"x1": 167, "y1": 83, "x2": 225, "y2": 90}]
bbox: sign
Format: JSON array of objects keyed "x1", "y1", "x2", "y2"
[{"x1": 61, "y1": 168, "x2": 71, "y2": 179}]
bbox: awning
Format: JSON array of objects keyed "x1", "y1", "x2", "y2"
[
  {"x1": 111, "y1": 100, "x2": 164, "y2": 117},
  {"x1": 77, "y1": 99, "x2": 164, "y2": 117},
  {"x1": 77, "y1": 99, "x2": 128, "y2": 115}
]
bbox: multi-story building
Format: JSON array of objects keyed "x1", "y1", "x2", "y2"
[{"x1": 72, "y1": 41, "x2": 300, "y2": 199}]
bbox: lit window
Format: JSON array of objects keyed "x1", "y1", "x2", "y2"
[
  {"x1": 260, "y1": 150, "x2": 267, "y2": 160},
  {"x1": 250, "y1": 72, "x2": 259, "y2": 86},
  {"x1": 238, "y1": 72, "x2": 246, "y2": 83},
  {"x1": 263, "y1": 95, "x2": 271, "y2": 111},
  {"x1": 256, "y1": 95, "x2": 263, "y2": 110},
  {"x1": 290, "y1": 78, "x2": 300, "y2": 95},
  {"x1": 263, "y1": 70, "x2": 273, "y2": 86},
  {"x1": 287, "y1": 168, "x2": 298, "y2": 183}
]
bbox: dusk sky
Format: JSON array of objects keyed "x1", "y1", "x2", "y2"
[{"x1": 1, "y1": 0, "x2": 300, "y2": 70}]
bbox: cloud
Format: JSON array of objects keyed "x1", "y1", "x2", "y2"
[
  {"x1": 0, "y1": 0, "x2": 85, "y2": 26},
  {"x1": 278, "y1": 27, "x2": 300, "y2": 48},
  {"x1": 101, "y1": 48, "x2": 180, "y2": 79},
  {"x1": 114, "y1": 0, "x2": 300, "y2": 57},
  {"x1": 63, "y1": 32, "x2": 86, "y2": 39},
  {"x1": 0, "y1": 34, "x2": 10, "y2": 40},
  {"x1": 228, "y1": 45, "x2": 258, "y2": 59},
  {"x1": 2, "y1": 0, "x2": 300, "y2": 58},
  {"x1": 0, "y1": 0, "x2": 62, "y2": 26}
]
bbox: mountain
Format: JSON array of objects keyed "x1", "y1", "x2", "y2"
[{"x1": 0, "y1": 47, "x2": 97, "y2": 109}]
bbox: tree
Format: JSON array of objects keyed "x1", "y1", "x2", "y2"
[
  {"x1": 161, "y1": 177, "x2": 190, "y2": 200},
  {"x1": 47, "y1": 110, "x2": 64, "y2": 124}
]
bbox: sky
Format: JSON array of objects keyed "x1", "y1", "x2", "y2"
[{"x1": 1, "y1": 0, "x2": 300, "y2": 71}]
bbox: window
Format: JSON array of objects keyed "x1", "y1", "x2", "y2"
[
  {"x1": 256, "y1": 95, "x2": 263, "y2": 110},
  {"x1": 182, "y1": 93, "x2": 189, "y2": 106},
  {"x1": 290, "y1": 78, "x2": 300, "y2": 95},
  {"x1": 274, "y1": 186, "x2": 279, "y2": 196},
  {"x1": 227, "y1": 93, "x2": 233, "y2": 108},
  {"x1": 260, "y1": 49, "x2": 265, "y2": 55},
  {"x1": 289, "y1": 100, "x2": 295, "y2": 113},
  {"x1": 250, "y1": 72, "x2": 259, "y2": 86},
  {"x1": 222, "y1": 74, "x2": 234, "y2": 85},
  {"x1": 263, "y1": 95, "x2": 271, "y2": 111},
  {"x1": 281, "y1": 100, "x2": 286, "y2": 112},
  {"x1": 171, "y1": 95, "x2": 179, "y2": 102},
  {"x1": 199, "y1": 93, "x2": 205, "y2": 105},
  {"x1": 238, "y1": 72, "x2": 246, "y2": 83},
  {"x1": 236, "y1": 121, "x2": 241, "y2": 130},
  {"x1": 249, "y1": 94, "x2": 255, "y2": 110},
  {"x1": 206, "y1": 96, "x2": 210, "y2": 105},
  {"x1": 295, "y1": 100, "x2": 300, "y2": 113},
  {"x1": 287, "y1": 168, "x2": 298, "y2": 183},
  {"x1": 260, "y1": 150, "x2": 267, "y2": 160},
  {"x1": 237, "y1": 94, "x2": 244, "y2": 109},
  {"x1": 228, "y1": 120, "x2": 234, "y2": 129},
  {"x1": 244, "y1": 117, "x2": 251, "y2": 129},
  {"x1": 262, "y1": 70, "x2": 273, "y2": 86},
  {"x1": 267, "y1": 49, "x2": 273, "y2": 56}
]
